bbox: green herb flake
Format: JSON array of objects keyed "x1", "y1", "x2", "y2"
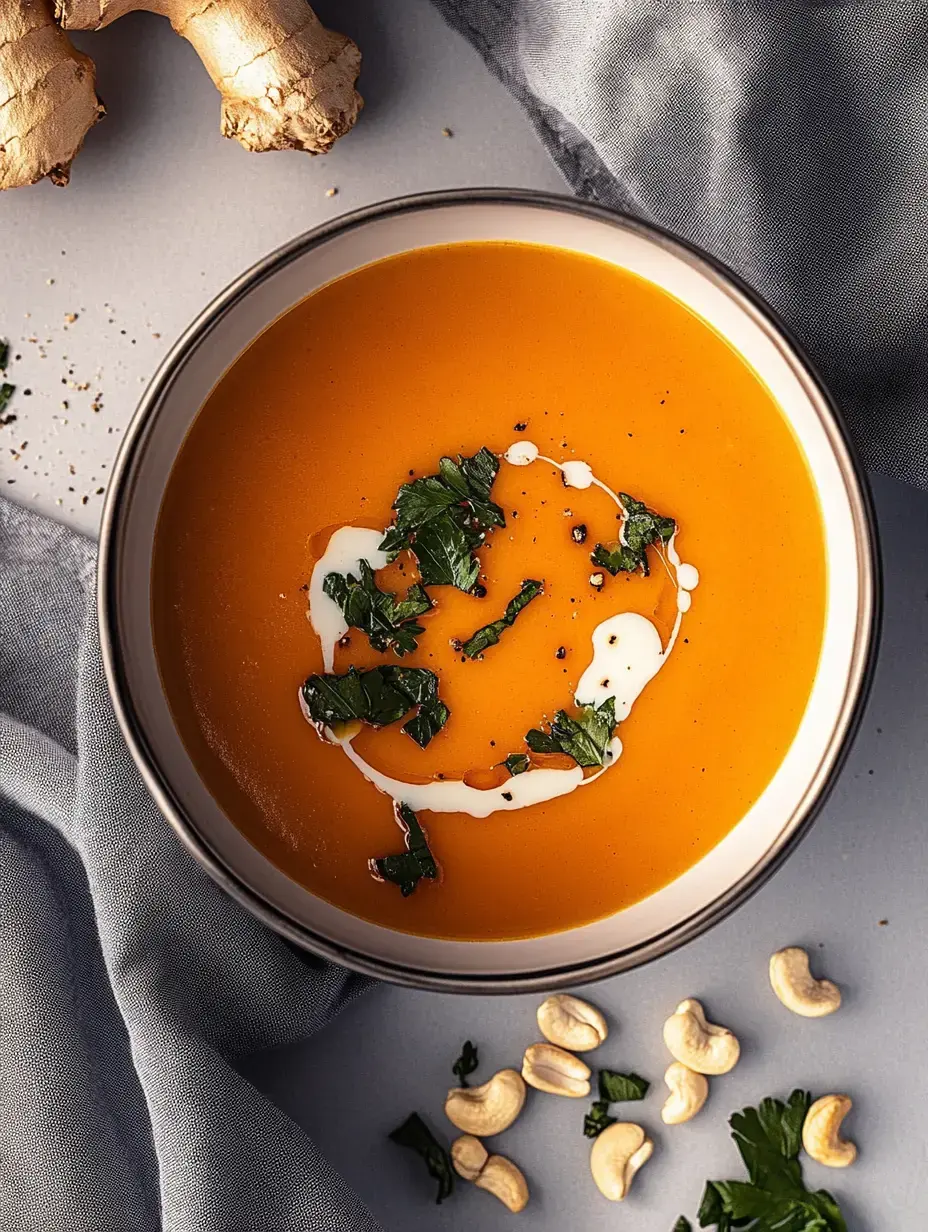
[
  {"x1": 301, "y1": 665, "x2": 450, "y2": 747},
  {"x1": 323, "y1": 561, "x2": 431, "y2": 657},
  {"x1": 591, "y1": 493, "x2": 675, "y2": 578},
  {"x1": 525, "y1": 697, "x2": 617, "y2": 768},
  {"x1": 411, "y1": 512, "x2": 482, "y2": 590},
  {"x1": 451, "y1": 1040, "x2": 479, "y2": 1087},
  {"x1": 687, "y1": 1091, "x2": 847, "y2": 1232},
  {"x1": 0, "y1": 383, "x2": 15, "y2": 418},
  {"x1": 388, "y1": 1112, "x2": 454, "y2": 1203},
  {"x1": 503, "y1": 753, "x2": 530, "y2": 776},
  {"x1": 673, "y1": 1219, "x2": 693, "y2": 1232},
  {"x1": 460, "y1": 578, "x2": 544, "y2": 658},
  {"x1": 373, "y1": 803, "x2": 438, "y2": 897},
  {"x1": 0, "y1": 339, "x2": 8, "y2": 371},
  {"x1": 380, "y1": 447, "x2": 505, "y2": 593},
  {"x1": 598, "y1": 1070, "x2": 650, "y2": 1103},
  {"x1": 583, "y1": 1099, "x2": 616, "y2": 1139}
]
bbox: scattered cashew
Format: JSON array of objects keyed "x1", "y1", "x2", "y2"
[
  {"x1": 536, "y1": 994, "x2": 608, "y2": 1052},
  {"x1": 661, "y1": 1061, "x2": 709, "y2": 1124},
  {"x1": 662, "y1": 998, "x2": 740, "y2": 1075},
  {"x1": 590, "y1": 1122, "x2": 653, "y2": 1200},
  {"x1": 769, "y1": 947, "x2": 842, "y2": 1017},
  {"x1": 522, "y1": 1042, "x2": 591, "y2": 1097},
  {"x1": 452, "y1": 1135, "x2": 530, "y2": 1212},
  {"x1": 445, "y1": 1068, "x2": 526, "y2": 1136},
  {"x1": 802, "y1": 1094, "x2": 857, "y2": 1168},
  {"x1": 451, "y1": 1134, "x2": 488, "y2": 1182}
]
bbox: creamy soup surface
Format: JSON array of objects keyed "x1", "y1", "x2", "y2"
[{"x1": 152, "y1": 242, "x2": 826, "y2": 941}]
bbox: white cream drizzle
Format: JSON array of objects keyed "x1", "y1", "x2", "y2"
[
  {"x1": 305, "y1": 443, "x2": 698, "y2": 819},
  {"x1": 309, "y1": 526, "x2": 388, "y2": 671}
]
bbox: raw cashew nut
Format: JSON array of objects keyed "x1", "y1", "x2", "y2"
[
  {"x1": 451, "y1": 1136, "x2": 529, "y2": 1212},
  {"x1": 661, "y1": 1061, "x2": 709, "y2": 1124},
  {"x1": 662, "y1": 998, "x2": 740, "y2": 1075},
  {"x1": 769, "y1": 947, "x2": 842, "y2": 1017},
  {"x1": 522, "y1": 1042, "x2": 591, "y2": 1097},
  {"x1": 451, "y1": 1134, "x2": 488, "y2": 1182},
  {"x1": 590, "y1": 1122, "x2": 653, "y2": 1200},
  {"x1": 445, "y1": 1068, "x2": 526, "y2": 1136},
  {"x1": 536, "y1": 993, "x2": 608, "y2": 1052},
  {"x1": 802, "y1": 1094, "x2": 857, "y2": 1167}
]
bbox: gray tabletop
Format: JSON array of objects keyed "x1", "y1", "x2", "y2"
[{"x1": 2, "y1": 3, "x2": 924, "y2": 1227}]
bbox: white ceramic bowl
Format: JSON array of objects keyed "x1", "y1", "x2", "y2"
[{"x1": 99, "y1": 191, "x2": 879, "y2": 992}]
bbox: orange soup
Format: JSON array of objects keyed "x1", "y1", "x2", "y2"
[{"x1": 152, "y1": 242, "x2": 825, "y2": 941}]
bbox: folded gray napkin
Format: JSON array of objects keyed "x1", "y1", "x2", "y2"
[
  {"x1": 0, "y1": 497, "x2": 378, "y2": 1231},
  {"x1": 433, "y1": 0, "x2": 928, "y2": 489}
]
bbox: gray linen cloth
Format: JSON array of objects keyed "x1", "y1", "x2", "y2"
[
  {"x1": 433, "y1": 0, "x2": 928, "y2": 489},
  {"x1": 0, "y1": 496, "x2": 378, "y2": 1230}
]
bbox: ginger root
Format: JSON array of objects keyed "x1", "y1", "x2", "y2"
[
  {"x1": 57, "y1": 0, "x2": 362, "y2": 155},
  {"x1": 0, "y1": 0, "x2": 104, "y2": 190}
]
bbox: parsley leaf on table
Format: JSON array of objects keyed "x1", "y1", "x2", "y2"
[
  {"x1": 388, "y1": 1112, "x2": 454, "y2": 1203},
  {"x1": 323, "y1": 561, "x2": 432, "y2": 657},
  {"x1": 373, "y1": 803, "x2": 438, "y2": 897},
  {"x1": 301, "y1": 665, "x2": 450, "y2": 747},
  {"x1": 598, "y1": 1070, "x2": 650, "y2": 1103},
  {"x1": 583, "y1": 1099, "x2": 617, "y2": 1138},
  {"x1": 690, "y1": 1091, "x2": 848, "y2": 1232},
  {"x1": 380, "y1": 447, "x2": 505, "y2": 592},
  {"x1": 451, "y1": 1040, "x2": 479, "y2": 1087},
  {"x1": 584, "y1": 1070, "x2": 650, "y2": 1138},
  {"x1": 591, "y1": 492, "x2": 675, "y2": 577},
  {"x1": 460, "y1": 578, "x2": 544, "y2": 658},
  {"x1": 525, "y1": 697, "x2": 617, "y2": 767}
]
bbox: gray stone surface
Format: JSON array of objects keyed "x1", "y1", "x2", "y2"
[{"x1": 2, "y1": 2, "x2": 924, "y2": 1226}]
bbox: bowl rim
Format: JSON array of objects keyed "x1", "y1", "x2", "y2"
[{"x1": 98, "y1": 188, "x2": 882, "y2": 994}]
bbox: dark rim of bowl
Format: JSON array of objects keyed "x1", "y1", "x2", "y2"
[{"x1": 98, "y1": 189, "x2": 882, "y2": 994}]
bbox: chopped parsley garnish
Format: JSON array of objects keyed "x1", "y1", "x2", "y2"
[
  {"x1": 583, "y1": 1100, "x2": 616, "y2": 1139},
  {"x1": 525, "y1": 697, "x2": 617, "y2": 768},
  {"x1": 673, "y1": 1220, "x2": 692, "y2": 1232},
  {"x1": 460, "y1": 578, "x2": 543, "y2": 658},
  {"x1": 598, "y1": 1070, "x2": 650, "y2": 1103},
  {"x1": 373, "y1": 803, "x2": 438, "y2": 896},
  {"x1": 388, "y1": 1112, "x2": 454, "y2": 1203},
  {"x1": 0, "y1": 339, "x2": 8, "y2": 370},
  {"x1": 301, "y1": 665, "x2": 449, "y2": 747},
  {"x1": 451, "y1": 1040, "x2": 479, "y2": 1087},
  {"x1": 503, "y1": 752, "x2": 530, "y2": 776},
  {"x1": 323, "y1": 560, "x2": 432, "y2": 656},
  {"x1": 380, "y1": 447, "x2": 505, "y2": 592},
  {"x1": 687, "y1": 1090, "x2": 847, "y2": 1231},
  {"x1": 591, "y1": 493, "x2": 675, "y2": 577},
  {"x1": 584, "y1": 1070, "x2": 650, "y2": 1137}
]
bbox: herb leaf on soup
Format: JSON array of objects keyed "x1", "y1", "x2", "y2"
[
  {"x1": 451, "y1": 1040, "x2": 479, "y2": 1087},
  {"x1": 525, "y1": 697, "x2": 617, "y2": 768},
  {"x1": 411, "y1": 512, "x2": 483, "y2": 590},
  {"x1": 598, "y1": 1070, "x2": 650, "y2": 1103},
  {"x1": 323, "y1": 560, "x2": 432, "y2": 656},
  {"x1": 388, "y1": 1112, "x2": 454, "y2": 1203},
  {"x1": 591, "y1": 493, "x2": 675, "y2": 577},
  {"x1": 301, "y1": 665, "x2": 450, "y2": 746},
  {"x1": 673, "y1": 1220, "x2": 693, "y2": 1232},
  {"x1": 688, "y1": 1090, "x2": 848, "y2": 1232},
  {"x1": 503, "y1": 752, "x2": 530, "y2": 776},
  {"x1": 460, "y1": 578, "x2": 544, "y2": 658},
  {"x1": 373, "y1": 803, "x2": 438, "y2": 896},
  {"x1": 380, "y1": 447, "x2": 505, "y2": 592}
]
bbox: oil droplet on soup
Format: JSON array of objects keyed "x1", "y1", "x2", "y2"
[{"x1": 152, "y1": 242, "x2": 826, "y2": 941}]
